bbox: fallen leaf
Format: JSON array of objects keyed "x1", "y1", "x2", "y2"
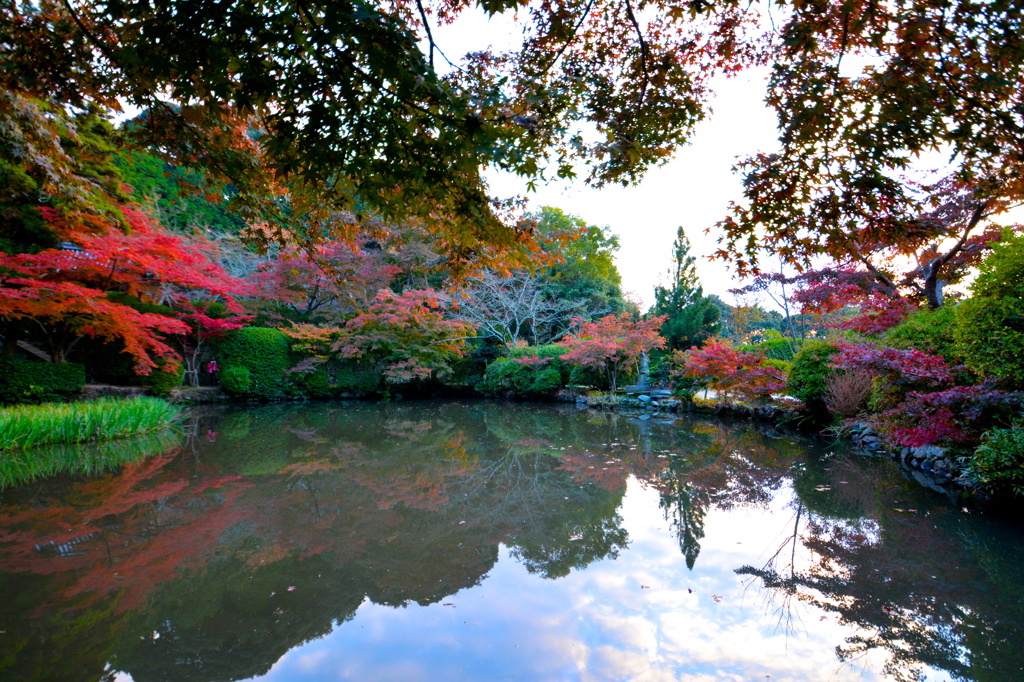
[
  {"x1": 288, "y1": 586, "x2": 296, "y2": 592},
  {"x1": 641, "y1": 585, "x2": 650, "y2": 589},
  {"x1": 711, "y1": 594, "x2": 723, "y2": 603}
]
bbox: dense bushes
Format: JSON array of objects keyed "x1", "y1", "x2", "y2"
[
  {"x1": 964, "y1": 425, "x2": 1024, "y2": 494},
  {"x1": 882, "y1": 306, "x2": 960, "y2": 364},
  {"x1": 786, "y1": 340, "x2": 840, "y2": 404},
  {"x1": 479, "y1": 345, "x2": 570, "y2": 399},
  {"x1": 215, "y1": 328, "x2": 291, "y2": 398},
  {"x1": 0, "y1": 360, "x2": 85, "y2": 404},
  {"x1": 956, "y1": 231, "x2": 1024, "y2": 387}
]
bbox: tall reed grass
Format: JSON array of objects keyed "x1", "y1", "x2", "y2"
[
  {"x1": 0, "y1": 429, "x2": 183, "y2": 489},
  {"x1": 0, "y1": 397, "x2": 181, "y2": 451}
]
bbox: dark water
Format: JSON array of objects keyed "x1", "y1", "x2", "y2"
[{"x1": 0, "y1": 401, "x2": 1022, "y2": 682}]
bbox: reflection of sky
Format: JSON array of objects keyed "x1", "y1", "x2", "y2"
[{"x1": 198, "y1": 478, "x2": 951, "y2": 682}]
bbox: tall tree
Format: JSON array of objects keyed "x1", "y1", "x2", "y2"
[{"x1": 649, "y1": 227, "x2": 719, "y2": 350}]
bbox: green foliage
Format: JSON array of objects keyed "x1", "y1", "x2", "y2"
[
  {"x1": 148, "y1": 362, "x2": 184, "y2": 396},
  {"x1": 215, "y1": 328, "x2": 291, "y2": 398},
  {"x1": 762, "y1": 358, "x2": 792, "y2": 375},
  {"x1": 331, "y1": 362, "x2": 384, "y2": 394},
  {"x1": 0, "y1": 397, "x2": 179, "y2": 450},
  {"x1": 649, "y1": 228, "x2": 720, "y2": 350},
  {"x1": 0, "y1": 360, "x2": 85, "y2": 405},
  {"x1": 883, "y1": 306, "x2": 961, "y2": 365},
  {"x1": 787, "y1": 340, "x2": 840, "y2": 404},
  {"x1": 534, "y1": 207, "x2": 626, "y2": 315},
  {"x1": 113, "y1": 148, "x2": 245, "y2": 233},
  {"x1": 290, "y1": 369, "x2": 331, "y2": 399},
  {"x1": 479, "y1": 352, "x2": 567, "y2": 400},
  {"x1": 738, "y1": 330, "x2": 802, "y2": 362},
  {"x1": 220, "y1": 366, "x2": 252, "y2": 395},
  {"x1": 956, "y1": 232, "x2": 1024, "y2": 387},
  {"x1": 964, "y1": 425, "x2": 1024, "y2": 495}
]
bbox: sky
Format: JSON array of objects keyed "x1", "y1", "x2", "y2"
[{"x1": 430, "y1": 11, "x2": 781, "y2": 311}]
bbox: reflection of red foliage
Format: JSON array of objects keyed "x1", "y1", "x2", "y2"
[{"x1": 0, "y1": 451, "x2": 251, "y2": 614}]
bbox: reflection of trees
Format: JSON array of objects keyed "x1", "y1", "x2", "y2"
[
  {"x1": 660, "y1": 478, "x2": 707, "y2": 570},
  {"x1": 736, "y1": 453, "x2": 1024, "y2": 682}
]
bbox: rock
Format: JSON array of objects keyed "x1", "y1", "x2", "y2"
[{"x1": 638, "y1": 394, "x2": 652, "y2": 403}]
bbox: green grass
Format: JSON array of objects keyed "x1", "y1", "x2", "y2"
[
  {"x1": 0, "y1": 397, "x2": 181, "y2": 451},
  {"x1": 0, "y1": 429, "x2": 184, "y2": 489}
]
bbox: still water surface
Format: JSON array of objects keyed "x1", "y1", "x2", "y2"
[{"x1": 1, "y1": 401, "x2": 1022, "y2": 682}]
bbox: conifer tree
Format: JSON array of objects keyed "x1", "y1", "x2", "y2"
[{"x1": 650, "y1": 228, "x2": 720, "y2": 351}]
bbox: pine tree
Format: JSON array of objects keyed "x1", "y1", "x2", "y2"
[{"x1": 650, "y1": 228, "x2": 720, "y2": 351}]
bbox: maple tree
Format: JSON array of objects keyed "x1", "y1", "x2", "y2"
[
  {"x1": 0, "y1": 207, "x2": 247, "y2": 373},
  {"x1": 251, "y1": 240, "x2": 402, "y2": 323},
  {"x1": 558, "y1": 313, "x2": 666, "y2": 397},
  {"x1": 283, "y1": 289, "x2": 475, "y2": 386},
  {"x1": 671, "y1": 340, "x2": 786, "y2": 403}
]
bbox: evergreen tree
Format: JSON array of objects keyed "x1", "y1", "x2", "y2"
[{"x1": 650, "y1": 228, "x2": 720, "y2": 351}]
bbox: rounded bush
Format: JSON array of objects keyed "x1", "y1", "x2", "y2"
[
  {"x1": 965, "y1": 425, "x2": 1024, "y2": 494},
  {"x1": 955, "y1": 232, "x2": 1024, "y2": 387},
  {"x1": 214, "y1": 328, "x2": 291, "y2": 398},
  {"x1": 528, "y1": 366, "x2": 564, "y2": 397},
  {"x1": 220, "y1": 366, "x2": 252, "y2": 395},
  {"x1": 786, "y1": 340, "x2": 840, "y2": 404}
]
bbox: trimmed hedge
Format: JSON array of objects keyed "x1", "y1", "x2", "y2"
[
  {"x1": 0, "y1": 359, "x2": 85, "y2": 405},
  {"x1": 215, "y1": 328, "x2": 291, "y2": 398}
]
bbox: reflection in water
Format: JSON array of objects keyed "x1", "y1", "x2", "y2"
[{"x1": 0, "y1": 401, "x2": 1021, "y2": 682}]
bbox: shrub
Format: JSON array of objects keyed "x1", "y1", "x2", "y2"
[
  {"x1": 787, "y1": 340, "x2": 841, "y2": 404},
  {"x1": 220, "y1": 366, "x2": 252, "y2": 395},
  {"x1": 0, "y1": 359, "x2": 85, "y2": 405},
  {"x1": 479, "y1": 352, "x2": 567, "y2": 400},
  {"x1": 148, "y1": 361, "x2": 184, "y2": 396},
  {"x1": 529, "y1": 366, "x2": 564, "y2": 396},
  {"x1": 332, "y1": 361, "x2": 383, "y2": 394},
  {"x1": 882, "y1": 306, "x2": 961, "y2": 365},
  {"x1": 963, "y1": 425, "x2": 1024, "y2": 494},
  {"x1": 291, "y1": 369, "x2": 332, "y2": 399},
  {"x1": 480, "y1": 358, "x2": 534, "y2": 397},
  {"x1": 214, "y1": 327, "x2": 291, "y2": 398},
  {"x1": 956, "y1": 231, "x2": 1024, "y2": 387},
  {"x1": 823, "y1": 371, "x2": 873, "y2": 420}
]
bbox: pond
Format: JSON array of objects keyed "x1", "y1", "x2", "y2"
[{"x1": 0, "y1": 401, "x2": 1022, "y2": 682}]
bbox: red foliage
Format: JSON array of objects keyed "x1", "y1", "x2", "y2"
[
  {"x1": 0, "y1": 208, "x2": 248, "y2": 372},
  {"x1": 558, "y1": 314, "x2": 666, "y2": 395},
  {"x1": 284, "y1": 289, "x2": 475, "y2": 384},
  {"x1": 875, "y1": 384, "x2": 1023, "y2": 447},
  {"x1": 672, "y1": 341, "x2": 787, "y2": 403},
  {"x1": 793, "y1": 266, "x2": 915, "y2": 335},
  {"x1": 252, "y1": 241, "x2": 401, "y2": 319},
  {"x1": 829, "y1": 342, "x2": 953, "y2": 388}
]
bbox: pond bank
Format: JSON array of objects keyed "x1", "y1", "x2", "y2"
[{"x1": 564, "y1": 388, "x2": 997, "y2": 505}]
